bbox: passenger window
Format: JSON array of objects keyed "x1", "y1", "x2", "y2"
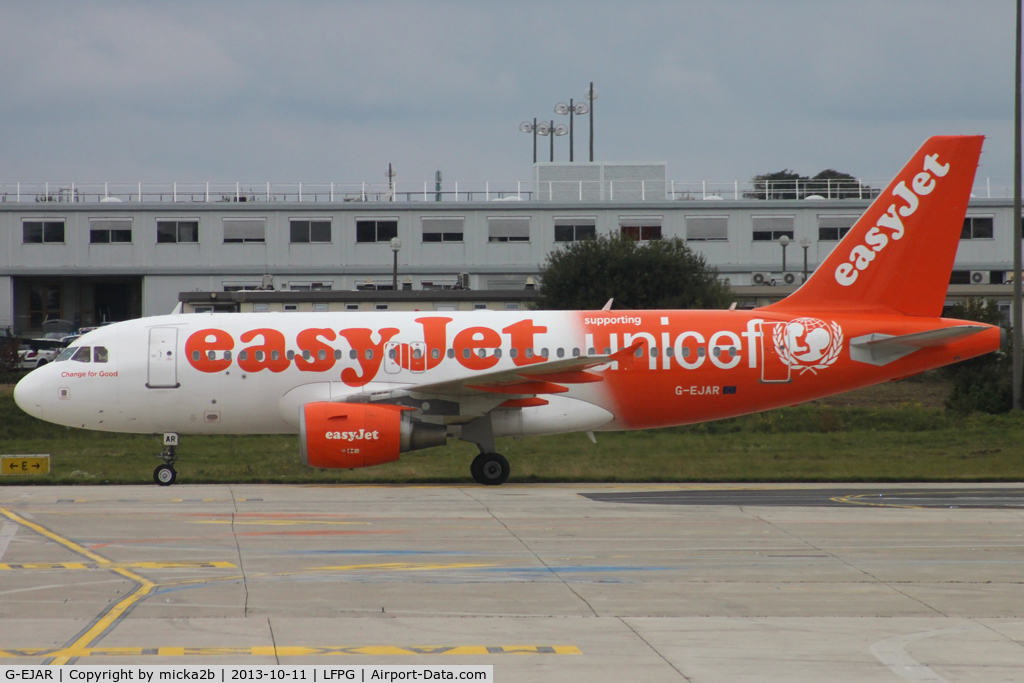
[
  {"x1": 698, "y1": 347, "x2": 706, "y2": 357},
  {"x1": 713, "y1": 348, "x2": 721, "y2": 357},
  {"x1": 525, "y1": 348, "x2": 534, "y2": 358},
  {"x1": 572, "y1": 348, "x2": 580, "y2": 357},
  {"x1": 71, "y1": 346, "x2": 91, "y2": 363},
  {"x1": 285, "y1": 350, "x2": 295, "y2": 360},
  {"x1": 634, "y1": 347, "x2": 643, "y2": 358},
  {"x1": 349, "y1": 350, "x2": 357, "y2": 359},
  {"x1": 93, "y1": 347, "x2": 108, "y2": 363},
  {"x1": 462, "y1": 348, "x2": 471, "y2": 359},
  {"x1": 364, "y1": 349, "x2": 374, "y2": 360},
  {"x1": 271, "y1": 350, "x2": 280, "y2": 361},
  {"x1": 603, "y1": 347, "x2": 610, "y2": 355},
  {"x1": 509, "y1": 348, "x2": 518, "y2": 358},
  {"x1": 447, "y1": 348, "x2": 455, "y2": 359},
  {"x1": 557, "y1": 348, "x2": 565, "y2": 358},
  {"x1": 334, "y1": 349, "x2": 342, "y2": 359},
  {"x1": 318, "y1": 349, "x2": 327, "y2": 361},
  {"x1": 224, "y1": 351, "x2": 231, "y2": 361},
  {"x1": 682, "y1": 347, "x2": 691, "y2": 358},
  {"x1": 494, "y1": 348, "x2": 502, "y2": 358},
  {"x1": 431, "y1": 348, "x2": 440, "y2": 360},
  {"x1": 239, "y1": 350, "x2": 248, "y2": 361},
  {"x1": 541, "y1": 348, "x2": 549, "y2": 358}
]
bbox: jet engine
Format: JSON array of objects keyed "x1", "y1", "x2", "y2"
[{"x1": 299, "y1": 402, "x2": 448, "y2": 469}]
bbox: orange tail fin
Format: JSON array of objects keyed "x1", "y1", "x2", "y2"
[{"x1": 764, "y1": 135, "x2": 984, "y2": 317}]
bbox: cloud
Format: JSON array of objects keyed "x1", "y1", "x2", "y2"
[{"x1": 0, "y1": 0, "x2": 1014, "y2": 185}]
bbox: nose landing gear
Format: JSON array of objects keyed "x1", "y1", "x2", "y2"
[{"x1": 153, "y1": 433, "x2": 179, "y2": 486}]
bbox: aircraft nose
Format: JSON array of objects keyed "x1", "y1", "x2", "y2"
[{"x1": 13, "y1": 370, "x2": 46, "y2": 420}]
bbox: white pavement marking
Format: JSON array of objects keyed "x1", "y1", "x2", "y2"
[
  {"x1": 0, "y1": 522, "x2": 17, "y2": 561},
  {"x1": 869, "y1": 627, "x2": 976, "y2": 682}
]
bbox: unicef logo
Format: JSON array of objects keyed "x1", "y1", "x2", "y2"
[{"x1": 773, "y1": 317, "x2": 843, "y2": 375}]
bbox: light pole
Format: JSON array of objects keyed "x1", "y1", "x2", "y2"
[
  {"x1": 799, "y1": 237, "x2": 812, "y2": 283},
  {"x1": 1014, "y1": 0, "x2": 1022, "y2": 410},
  {"x1": 536, "y1": 120, "x2": 568, "y2": 162},
  {"x1": 584, "y1": 82, "x2": 598, "y2": 162},
  {"x1": 390, "y1": 237, "x2": 401, "y2": 291},
  {"x1": 555, "y1": 99, "x2": 589, "y2": 162},
  {"x1": 519, "y1": 118, "x2": 544, "y2": 164},
  {"x1": 386, "y1": 163, "x2": 396, "y2": 201},
  {"x1": 778, "y1": 235, "x2": 790, "y2": 275}
]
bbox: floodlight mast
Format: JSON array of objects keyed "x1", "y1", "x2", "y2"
[
  {"x1": 1015, "y1": 0, "x2": 1022, "y2": 411},
  {"x1": 555, "y1": 99, "x2": 589, "y2": 162},
  {"x1": 535, "y1": 120, "x2": 566, "y2": 162}
]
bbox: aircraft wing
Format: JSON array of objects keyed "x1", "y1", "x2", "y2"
[{"x1": 343, "y1": 342, "x2": 643, "y2": 405}]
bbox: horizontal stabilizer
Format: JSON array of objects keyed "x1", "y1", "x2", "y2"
[{"x1": 849, "y1": 325, "x2": 988, "y2": 366}]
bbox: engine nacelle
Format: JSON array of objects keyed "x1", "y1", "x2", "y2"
[{"x1": 299, "y1": 402, "x2": 447, "y2": 469}]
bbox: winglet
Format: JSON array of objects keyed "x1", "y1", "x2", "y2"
[{"x1": 601, "y1": 298, "x2": 614, "y2": 311}]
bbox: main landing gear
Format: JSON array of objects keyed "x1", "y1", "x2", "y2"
[
  {"x1": 471, "y1": 452, "x2": 510, "y2": 486},
  {"x1": 461, "y1": 416, "x2": 510, "y2": 485},
  {"x1": 153, "y1": 433, "x2": 179, "y2": 486}
]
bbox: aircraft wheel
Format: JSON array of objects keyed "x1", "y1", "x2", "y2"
[
  {"x1": 470, "y1": 453, "x2": 487, "y2": 484},
  {"x1": 476, "y1": 453, "x2": 510, "y2": 486},
  {"x1": 154, "y1": 464, "x2": 177, "y2": 486}
]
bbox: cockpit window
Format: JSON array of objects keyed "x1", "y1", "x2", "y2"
[
  {"x1": 55, "y1": 347, "x2": 76, "y2": 362},
  {"x1": 71, "y1": 346, "x2": 91, "y2": 363},
  {"x1": 93, "y1": 346, "x2": 108, "y2": 363}
]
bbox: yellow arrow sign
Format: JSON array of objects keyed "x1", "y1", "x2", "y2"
[{"x1": 1, "y1": 455, "x2": 49, "y2": 476}]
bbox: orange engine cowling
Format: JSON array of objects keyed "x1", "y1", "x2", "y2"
[{"x1": 299, "y1": 402, "x2": 448, "y2": 469}]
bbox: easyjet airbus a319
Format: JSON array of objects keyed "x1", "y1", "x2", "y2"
[{"x1": 14, "y1": 136, "x2": 1001, "y2": 485}]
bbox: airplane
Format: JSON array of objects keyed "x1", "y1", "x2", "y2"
[{"x1": 13, "y1": 135, "x2": 1001, "y2": 486}]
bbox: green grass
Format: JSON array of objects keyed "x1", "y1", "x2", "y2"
[{"x1": 1, "y1": 384, "x2": 1023, "y2": 485}]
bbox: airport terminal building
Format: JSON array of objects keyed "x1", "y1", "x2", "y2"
[{"x1": 0, "y1": 164, "x2": 1015, "y2": 334}]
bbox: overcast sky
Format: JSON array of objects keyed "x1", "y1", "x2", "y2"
[{"x1": 0, "y1": 1, "x2": 1015, "y2": 188}]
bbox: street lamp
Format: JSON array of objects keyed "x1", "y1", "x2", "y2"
[
  {"x1": 519, "y1": 118, "x2": 544, "y2": 164},
  {"x1": 535, "y1": 120, "x2": 568, "y2": 162},
  {"x1": 554, "y1": 99, "x2": 589, "y2": 162},
  {"x1": 390, "y1": 237, "x2": 402, "y2": 290},
  {"x1": 799, "y1": 237, "x2": 812, "y2": 283},
  {"x1": 778, "y1": 234, "x2": 790, "y2": 275},
  {"x1": 584, "y1": 82, "x2": 598, "y2": 162}
]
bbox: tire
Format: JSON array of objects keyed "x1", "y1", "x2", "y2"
[
  {"x1": 476, "y1": 453, "x2": 510, "y2": 486},
  {"x1": 470, "y1": 453, "x2": 487, "y2": 484},
  {"x1": 36, "y1": 360, "x2": 47, "y2": 368},
  {"x1": 154, "y1": 464, "x2": 177, "y2": 486}
]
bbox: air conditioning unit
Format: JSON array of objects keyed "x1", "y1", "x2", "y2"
[
  {"x1": 751, "y1": 272, "x2": 772, "y2": 286},
  {"x1": 457, "y1": 273, "x2": 471, "y2": 290},
  {"x1": 970, "y1": 270, "x2": 987, "y2": 285},
  {"x1": 782, "y1": 272, "x2": 797, "y2": 285}
]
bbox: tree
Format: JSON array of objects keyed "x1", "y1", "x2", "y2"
[
  {"x1": 942, "y1": 298, "x2": 1011, "y2": 414},
  {"x1": 534, "y1": 234, "x2": 732, "y2": 310},
  {"x1": 746, "y1": 170, "x2": 807, "y2": 200},
  {"x1": 746, "y1": 168, "x2": 875, "y2": 200}
]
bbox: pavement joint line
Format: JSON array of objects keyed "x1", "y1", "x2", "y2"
[
  {"x1": 0, "y1": 645, "x2": 583, "y2": 659},
  {"x1": 0, "y1": 507, "x2": 155, "y2": 665}
]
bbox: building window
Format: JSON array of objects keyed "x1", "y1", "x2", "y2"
[
  {"x1": 288, "y1": 282, "x2": 332, "y2": 291},
  {"x1": 620, "y1": 217, "x2": 662, "y2": 241},
  {"x1": 157, "y1": 220, "x2": 199, "y2": 243},
  {"x1": 356, "y1": 219, "x2": 398, "y2": 243},
  {"x1": 961, "y1": 216, "x2": 994, "y2": 240},
  {"x1": 686, "y1": 216, "x2": 728, "y2": 241},
  {"x1": 89, "y1": 219, "x2": 132, "y2": 244},
  {"x1": 488, "y1": 217, "x2": 530, "y2": 242},
  {"x1": 818, "y1": 215, "x2": 857, "y2": 241},
  {"x1": 554, "y1": 218, "x2": 596, "y2": 242},
  {"x1": 290, "y1": 219, "x2": 332, "y2": 243},
  {"x1": 23, "y1": 221, "x2": 65, "y2": 244},
  {"x1": 28, "y1": 283, "x2": 61, "y2": 328},
  {"x1": 422, "y1": 217, "x2": 464, "y2": 242},
  {"x1": 949, "y1": 270, "x2": 972, "y2": 285},
  {"x1": 223, "y1": 218, "x2": 266, "y2": 243},
  {"x1": 752, "y1": 215, "x2": 795, "y2": 241},
  {"x1": 346, "y1": 304, "x2": 359, "y2": 310}
]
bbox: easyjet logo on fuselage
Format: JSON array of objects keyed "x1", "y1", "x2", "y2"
[
  {"x1": 183, "y1": 316, "x2": 842, "y2": 386},
  {"x1": 834, "y1": 152, "x2": 950, "y2": 287}
]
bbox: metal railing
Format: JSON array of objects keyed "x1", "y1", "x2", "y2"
[{"x1": 0, "y1": 178, "x2": 1011, "y2": 204}]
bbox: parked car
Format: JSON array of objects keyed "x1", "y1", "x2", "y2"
[
  {"x1": 18, "y1": 345, "x2": 58, "y2": 369},
  {"x1": 18, "y1": 338, "x2": 67, "y2": 369}
]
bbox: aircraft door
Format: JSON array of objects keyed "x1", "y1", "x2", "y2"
[
  {"x1": 147, "y1": 327, "x2": 180, "y2": 388},
  {"x1": 409, "y1": 342, "x2": 426, "y2": 373},
  {"x1": 384, "y1": 341, "x2": 402, "y2": 374},
  {"x1": 758, "y1": 322, "x2": 791, "y2": 383}
]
